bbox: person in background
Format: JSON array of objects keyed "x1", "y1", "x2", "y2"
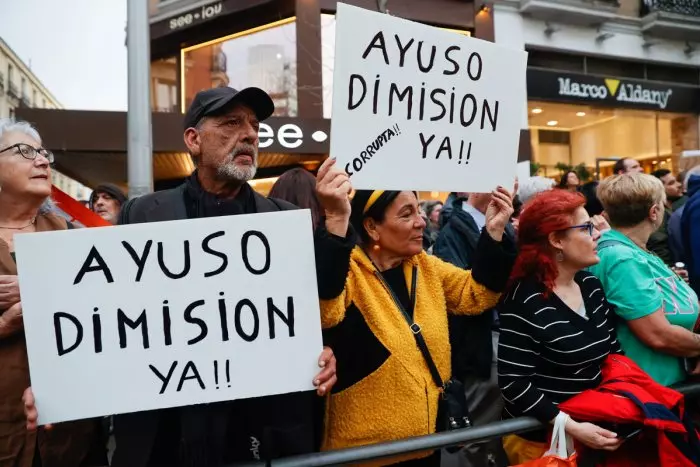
[
  {"x1": 674, "y1": 170, "x2": 689, "y2": 211},
  {"x1": 557, "y1": 171, "x2": 580, "y2": 193},
  {"x1": 439, "y1": 192, "x2": 465, "y2": 228},
  {"x1": 669, "y1": 166, "x2": 700, "y2": 265},
  {"x1": 314, "y1": 157, "x2": 516, "y2": 466},
  {"x1": 498, "y1": 189, "x2": 623, "y2": 464},
  {"x1": 517, "y1": 176, "x2": 555, "y2": 205},
  {"x1": 682, "y1": 167, "x2": 700, "y2": 295},
  {"x1": 510, "y1": 195, "x2": 523, "y2": 234},
  {"x1": 613, "y1": 157, "x2": 643, "y2": 175},
  {"x1": 89, "y1": 183, "x2": 127, "y2": 225},
  {"x1": 581, "y1": 180, "x2": 604, "y2": 217},
  {"x1": 268, "y1": 167, "x2": 323, "y2": 229},
  {"x1": 646, "y1": 169, "x2": 682, "y2": 266},
  {"x1": 434, "y1": 189, "x2": 516, "y2": 467},
  {"x1": 423, "y1": 200, "x2": 443, "y2": 249},
  {"x1": 590, "y1": 174, "x2": 700, "y2": 387},
  {"x1": 0, "y1": 118, "x2": 107, "y2": 467}
]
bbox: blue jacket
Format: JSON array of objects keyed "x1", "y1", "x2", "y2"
[{"x1": 681, "y1": 175, "x2": 700, "y2": 294}]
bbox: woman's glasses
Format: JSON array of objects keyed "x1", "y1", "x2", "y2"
[
  {"x1": 0, "y1": 143, "x2": 55, "y2": 163},
  {"x1": 562, "y1": 221, "x2": 595, "y2": 236}
]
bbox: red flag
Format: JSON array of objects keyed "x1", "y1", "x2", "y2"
[{"x1": 51, "y1": 185, "x2": 112, "y2": 228}]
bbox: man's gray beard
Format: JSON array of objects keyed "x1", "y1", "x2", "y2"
[{"x1": 216, "y1": 148, "x2": 258, "y2": 183}]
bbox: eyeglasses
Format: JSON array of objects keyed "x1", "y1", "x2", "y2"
[
  {"x1": 562, "y1": 221, "x2": 596, "y2": 236},
  {"x1": 0, "y1": 143, "x2": 54, "y2": 163}
]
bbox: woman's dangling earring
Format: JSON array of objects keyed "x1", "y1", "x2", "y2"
[
  {"x1": 372, "y1": 243, "x2": 381, "y2": 252},
  {"x1": 555, "y1": 250, "x2": 564, "y2": 262}
]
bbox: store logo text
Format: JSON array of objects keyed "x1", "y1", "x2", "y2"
[{"x1": 557, "y1": 77, "x2": 673, "y2": 110}]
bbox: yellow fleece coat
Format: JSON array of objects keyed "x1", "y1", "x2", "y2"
[{"x1": 320, "y1": 247, "x2": 502, "y2": 466}]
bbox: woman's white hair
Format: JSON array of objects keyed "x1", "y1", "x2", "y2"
[
  {"x1": 518, "y1": 176, "x2": 556, "y2": 204},
  {"x1": 0, "y1": 118, "x2": 56, "y2": 215},
  {"x1": 0, "y1": 118, "x2": 42, "y2": 145}
]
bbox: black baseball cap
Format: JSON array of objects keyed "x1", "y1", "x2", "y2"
[{"x1": 183, "y1": 86, "x2": 275, "y2": 130}]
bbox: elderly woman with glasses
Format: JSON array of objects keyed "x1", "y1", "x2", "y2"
[
  {"x1": 498, "y1": 189, "x2": 624, "y2": 464},
  {"x1": 0, "y1": 119, "x2": 106, "y2": 467},
  {"x1": 589, "y1": 174, "x2": 700, "y2": 387}
]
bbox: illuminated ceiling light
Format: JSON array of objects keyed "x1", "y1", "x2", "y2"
[
  {"x1": 547, "y1": 120, "x2": 558, "y2": 126},
  {"x1": 576, "y1": 111, "x2": 586, "y2": 117},
  {"x1": 531, "y1": 108, "x2": 543, "y2": 114}
]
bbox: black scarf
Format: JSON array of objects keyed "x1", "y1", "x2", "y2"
[
  {"x1": 184, "y1": 170, "x2": 257, "y2": 219},
  {"x1": 178, "y1": 171, "x2": 256, "y2": 466}
]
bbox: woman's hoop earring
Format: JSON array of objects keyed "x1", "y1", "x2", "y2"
[{"x1": 556, "y1": 250, "x2": 564, "y2": 262}]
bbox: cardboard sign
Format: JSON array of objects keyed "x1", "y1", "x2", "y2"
[
  {"x1": 330, "y1": 3, "x2": 528, "y2": 193},
  {"x1": 14, "y1": 211, "x2": 323, "y2": 424}
]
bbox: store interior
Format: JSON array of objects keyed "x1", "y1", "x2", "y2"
[{"x1": 529, "y1": 101, "x2": 699, "y2": 180}]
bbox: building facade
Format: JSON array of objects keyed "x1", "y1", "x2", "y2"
[
  {"x1": 144, "y1": 0, "x2": 482, "y2": 195},
  {"x1": 0, "y1": 37, "x2": 92, "y2": 201},
  {"x1": 492, "y1": 0, "x2": 700, "y2": 180},
  {"x1": 0, "y1": 37, "x2": 62, "y2": 119}
]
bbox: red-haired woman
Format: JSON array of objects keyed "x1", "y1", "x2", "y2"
[{"x1": 497, "y1": 189, "x2": 623, "y2": 463}]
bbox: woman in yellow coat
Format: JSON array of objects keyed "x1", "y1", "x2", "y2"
[{"x1": 314, "y1": 158, "x2": 516, "y2": 466}]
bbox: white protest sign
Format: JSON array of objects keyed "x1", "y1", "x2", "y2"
[
  {"x1": 14, "y1": 210, "x2": 323, "y2": 424},
  {"x1": 330, "y1": 3, "x2": 528, "y2": 193}
]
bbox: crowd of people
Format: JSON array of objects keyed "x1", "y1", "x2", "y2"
[{"x1": 1, "y1": 83, "x2": 700, "y2": 467}]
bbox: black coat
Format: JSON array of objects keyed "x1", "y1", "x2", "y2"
[
  {"x1": 112, "y1": 184, "x2": 319, "y2": 467},
  {"x1": 433, "y1": 207, "x2": 516, "y2": 381}
]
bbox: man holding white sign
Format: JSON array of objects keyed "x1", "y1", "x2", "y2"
[
  {"x1": 21, "y1": 86, "x2": 337, "y2": 467},
  {"x1": 330, "y1": 3, "x2": 527, "y2": 194}
]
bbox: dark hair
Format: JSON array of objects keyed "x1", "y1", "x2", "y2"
[
  {"x1": 350, "y1": 190, "x2": 403, "y2": 244},
  {"x1": 512, "y1": 195, "x2": 523, "y2": 219},
  {"x1": 580, "y1": 180, "x2": 604, "y2": 216},
  {"x1": 424, "y1": 200, "x2": 443, "y2": 218},
  {"x1": 613, "y1": 158, "x2": 631, "y2": 174},
  {"x1": 511, "y1": 190, "x2": 586, "y2": 292},
  {"x1": 268, "y1": 168, "x2": 322, "y2": 229},
  {"x1": 652, "y1": 168, "x2": 671, "y2": 180},
  {"x1": 558, "y1": 171, "x2": 577, "y2": 189}
]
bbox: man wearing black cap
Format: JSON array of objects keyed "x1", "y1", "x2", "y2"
[
  {"x1": 89, "y1": 183, "x2": 127, "y2": 224},
  {"x1": 112, "y1": 87, "x2": 337, "y2": 467}
]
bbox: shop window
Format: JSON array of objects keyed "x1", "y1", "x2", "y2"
[
  {"x1": 151, "y1": 57, "x2": 178, "y2": 112},
  {"x1": 528, "y1": 100, "x2": 699, "y2": 179},
  {"x1": 181, "y1": 18, "x2": 298, "y2": 117}
]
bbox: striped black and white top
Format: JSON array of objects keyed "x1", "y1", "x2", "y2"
[{"x1": 497, "y1": 271, "x2": 622, "y2": 436}]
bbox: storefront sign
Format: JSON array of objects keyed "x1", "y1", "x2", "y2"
[
  {"x1": 260, "y1": 118, "x2": 330, "y2": 154},
  {"x1": 528, "y1": 69, "x2": 700, "y2": 113},
  {"x1": 168, "y1": 2, "x2": 223, "y2": 31},
  {"x1": 151, "y1": 0, "x2": 273, "y2": 39}
]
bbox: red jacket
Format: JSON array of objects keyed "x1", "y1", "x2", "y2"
[{"x1": 558, "y1": 354, "x2": 700, "y2": 467}]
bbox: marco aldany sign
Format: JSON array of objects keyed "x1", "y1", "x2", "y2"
[
  {"x1": 527, "y1": 69, "x2": 700, "y2": 113},
  {"x1": 330, "y1": 3, "x2": 528, "y2": 193},
  {"x1": 14, "y1": 211, "x2": 323, "y2": 424}
]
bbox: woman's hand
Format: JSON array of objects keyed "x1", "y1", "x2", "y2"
[
  {"x1": 0, "y1": 275, "x2": 20, "y2": 310},
  {"x1": 316, "y1": 158, "x2": 352, "y2": 237},
  {"x1": 565, "y1": 419, "x2": 623, "y2": 451},
  {"x1": 485, "y1": 186, "x2": 514, "y2": 242},
  {"x1": 0, "y1": 302, "x2": 23, "y2": 336},
  {"x1": 313, "y1": 347, "x2": 337, "y2": 396}
]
